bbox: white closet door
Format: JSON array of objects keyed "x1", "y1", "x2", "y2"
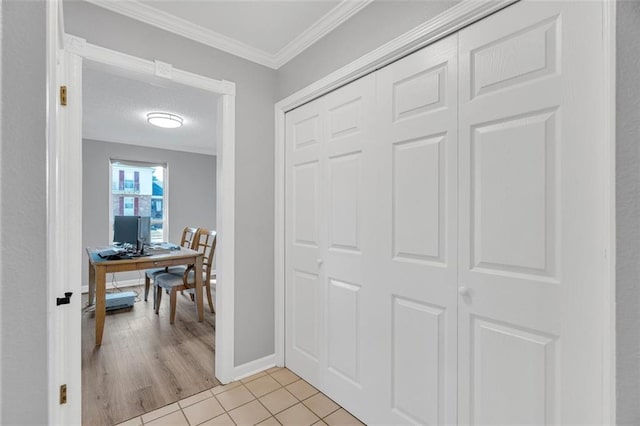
[
  {"x1": 373, "y1": 35, "x2": 458, "y2": 425},
  {"x1": 321, "y1": 74, "x2": 377, "y2": 415},
  {"x1": 457, "y1": 1, "x2": 606, "y2": 424},
  {"x1": 285, "y1": 98, "x2": 325, "y2": 386}
]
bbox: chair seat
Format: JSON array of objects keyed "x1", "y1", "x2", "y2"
[
  {"x1": 146, "y1": 266, "x2": 186, "y2": 279},
  {"x1": 155, "y1": 270, "x2": 206, "y2": 290}
]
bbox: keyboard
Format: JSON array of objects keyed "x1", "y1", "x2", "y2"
[{"x1": 97, "y1": 249, "x2": 119, "y2": 258}]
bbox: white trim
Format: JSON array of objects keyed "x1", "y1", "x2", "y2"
[
  {"x1": 48, "y1": 1, "x2": 84, "y2": 421},
  {"x1": 64, "y1": 34, "x2": 234, "y2": 96},
  {"x1": 214, "y1": 91, "x2": 236, "y2": 384},
  {"x1": 83, "y1": 0, "x2": 373, "y2": 69},
  {"x1": 47, "y1": 35, "x2": 237, "y2": 425},
  {"x1": 273, "y1": 0, "x2": 517, "y2": 378},
  {"x1": 231, "y1": 354, "x2": 277, "y2": 382},
  {"x1": 602, "y1": 0, "x2": 617, "y2": 423},
  {"x1": 84, "y1": 0, "x2": 277, "y2": 69},
  {"x1": 276, "y1": 0, "x2": 517, "y2": 112},
  {"x1": 0, "y1": 0, "x2": 3, "y2": 421},
  {"x1": 275, "y1": 0, "x2": 373, "y2": 68}
]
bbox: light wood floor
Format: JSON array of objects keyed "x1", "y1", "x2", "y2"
[{"x1": 82, "y1": 284, "x2": 220, "y2": 425}]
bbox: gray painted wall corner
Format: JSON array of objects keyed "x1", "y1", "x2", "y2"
[
  {"x1": 616, "y1": 1, "x2": 640, "y2": 424},
  {"x1": 0, "y1": 0, "x2": 48, "y2": 424}
]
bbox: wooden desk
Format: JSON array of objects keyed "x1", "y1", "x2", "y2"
[{"x1": 86, "y1": 247, "x2": 204, "y2": 346}]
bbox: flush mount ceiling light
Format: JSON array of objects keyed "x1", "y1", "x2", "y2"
[{"x1": 147, "y1": 112, "x2": 183, "y2": 129}]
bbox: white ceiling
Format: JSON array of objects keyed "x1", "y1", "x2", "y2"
[
  {"x1": 83, "y1": 64, "x2": 219, "y2": 155},
  {"x1": 80, "y1": 0, "x2": 374, "y2": 152},
  {"x1": 85, "y1": 0, "x2": 373, "y2": 68}
]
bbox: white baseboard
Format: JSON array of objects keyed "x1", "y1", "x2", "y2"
[{"x1": 228, "y1": 353, "x2": 279, "y2": 383}]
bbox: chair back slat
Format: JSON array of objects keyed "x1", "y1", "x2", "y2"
[
  {"x1": 181, "y1": 226, "x2": 200, "y2": 249},
  {"x1": 194, "y1": 228, "x2": 217, "y2": 283}
]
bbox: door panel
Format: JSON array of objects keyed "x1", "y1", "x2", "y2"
[
  {"x1": 374, "y1": 34, "x2": 458, "y2": 425},
  {"x1": 458, "y1": 2, "x2": 604, "y2": 424},
  {"x1": 285, "y1": 100, "x2": 324, "y2": 385},
  {"x1": 322, "y1": 74, "x2": 376, "y2": 414}
]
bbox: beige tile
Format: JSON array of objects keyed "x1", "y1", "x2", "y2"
[
  {"x1": 215, "y1": 384, "x2": 256, "y2": 411},
  {"x1": 285, "y1": 380, "x2": 318, "y2": 401},
  {"x1": 312, "y1": 421, "x2": 328, "y2": 426},
  {"x1": 256, "y1": 417, "x2": 281, "y2": 426},
  {"x1": 266, "y1": 366, "x2": 282, "y2": 374},
  {"x1": 241, "y1": 371, "x2": 268, "y2": 383},
  {"x1": 211, "y1": 380, "x2": 243, "y2": 395},
  {"x1": 182, "y1": 396, "x2": 225, "y2": 425},
  {"x1": 199, "y1": 413, "x2": 236, "y2": 425},
  {"x1": 270, "y1": 368, "x2": 299, "y2": 386},
  {"x1": 259, "y1": 387, "x2": 299, "y2": 415},
  {"x1": 178, "y1": 389, "x2": 214, "y2": 408},
  {"x1": 245, "y1": 374, "x2": 282, "y2": 397},
  {"x1": 275, "y1": 403, "x2": 320, "y2": 426},
  {"x1": 228, "y1": 399, "x2": 272, "y2": 425},
  {"x1": 144, "y1": 410, "x2": 189, "y2": 426},
  {"x1": 115, "y1": 416, "x2": 142, "y2": 426},
  {"x1": 303, "y1": 393, "x2": 340, "y2": 419},
  {"x1": 141, "y1": 403, "x2": 180, "y2": 424},
  {"x1": 324, "y1": 409, "x2": 365, "y2": 426}
]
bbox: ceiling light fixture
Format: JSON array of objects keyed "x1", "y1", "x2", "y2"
[{"x1": 147, "y1": 112, "x2": 184, "y2": 129}]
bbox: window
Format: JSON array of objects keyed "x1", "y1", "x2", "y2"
[{"x1": 110, "y1": 160, "x2": 167, "y2": 243}]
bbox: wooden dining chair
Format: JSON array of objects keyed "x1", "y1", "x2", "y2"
[
  {"x1": 154, "y1": 229, "x2": 217, "y2": 324},
  {"x1": 144, "y1": 226, "x2": 199, "y2": 307}
]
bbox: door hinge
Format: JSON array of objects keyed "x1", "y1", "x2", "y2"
[
  {"x1": 59, "y1": 384, "x2": 67, "y2": 404},
  {"x1": 60, "y1": 86, "x2": 67, "y2": 106}
]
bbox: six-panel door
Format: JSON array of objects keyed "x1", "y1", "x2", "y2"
[{"x1": 285, "y1": 1, "x2": 605, "y2": 424}]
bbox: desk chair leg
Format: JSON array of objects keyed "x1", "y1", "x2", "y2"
[
  {"x1": 205, "y1": 282, "x2": 215, "y2": 314},
  {"x1": 144, "y1": 276, "x2": 151, "y2": 302},
  {"x1": 170, "y1": 290, "x2": 177, "y2": 324},
  {"x1": 155, "y1": 286, "x2": 162, "y2": 315}
]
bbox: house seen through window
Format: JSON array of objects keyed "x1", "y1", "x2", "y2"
[{"x1": 110, "y1": 160, "x2": 166, "y2": 243}]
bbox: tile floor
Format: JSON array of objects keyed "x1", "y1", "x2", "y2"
[{"x1": 116, "y1": 367, "x2": 365, "y2": 426}]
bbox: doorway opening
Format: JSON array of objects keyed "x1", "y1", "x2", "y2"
[{"x1": 51, "y1": 33, "x2": 237, "y2": 425}]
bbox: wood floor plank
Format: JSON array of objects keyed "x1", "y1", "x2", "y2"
[{"x1": 82, "y1": 285, "x2": 219, "y2": 425}]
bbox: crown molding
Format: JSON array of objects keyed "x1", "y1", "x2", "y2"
[
  {"x1": 84, "y1": 0, "x2": 372, "y2": 70},
  {"x1": 85, "y1": 0, "x2": 279, "y2": 68},
  {"x1": 274, "y1": 0, "x2": 373, "y2": 68}
]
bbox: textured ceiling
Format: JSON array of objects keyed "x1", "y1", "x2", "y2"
[
  {"x1": 137, "y1": 0, "x2": 341, "y2": 55},
  {"x1": 83, "y1": 64, "x2": 219, "y2": 155}
]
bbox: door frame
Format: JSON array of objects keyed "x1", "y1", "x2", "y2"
[
  {"x1": 273, "y1": 0, "x2": 616, "y2": 422},
  {"x1": 46, "y1": 4, "x2": 237, "y2": 423}
]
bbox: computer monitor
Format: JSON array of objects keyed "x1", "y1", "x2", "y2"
[{"x1": 113, "y1": 216, "x2": 151, "y2": 247}]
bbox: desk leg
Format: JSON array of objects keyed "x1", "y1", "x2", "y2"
[
  {"x1": 195, "y1": 256, "x2": 204, "y2": 321},
  {"x1": 87, "y1": 261, "x2": 95, "y2": 306},
  {"x1": 95, "y1": 266, "x2": 106, "y2": 346}
]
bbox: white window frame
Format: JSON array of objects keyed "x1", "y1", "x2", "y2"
[{"x1": 108, "y1": 159, "x2": 169, "y2": 244}]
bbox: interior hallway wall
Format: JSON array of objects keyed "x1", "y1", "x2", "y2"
[
  {"x1": 64, "y1": 0, "x2": 277, "y2": 366},
  {"x1": 0, "y1": 0, "x2": 48, "y2": 424},
  {"x1": 616, "y1": 1, "x2": 640, "y2": 424},
  {"x1": 82, "y1": 139, "x2": 216, "y2": 284}
]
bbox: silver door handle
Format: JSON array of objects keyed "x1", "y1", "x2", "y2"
[{"x1": 458, "y1": 286, "x2": 470, "y2": 297}]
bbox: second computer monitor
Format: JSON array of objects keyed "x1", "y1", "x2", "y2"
[{"x1": 113, "y1": 216, "x2": 151, "y2": 246}]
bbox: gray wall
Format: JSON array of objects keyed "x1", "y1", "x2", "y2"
[
  {"x1": 0, "y1": 0, "x2": 48, "y2": 424},
  {"x1": 616, "y1": 1, "x2": 640, "y2": 424},
  {"x1": 276, "y1": 0, "x2": 461, "y2": 100},
  {"x1": 64, "y1": 0, "x2": 277, "y2": 365},
  {"x1": 82, "y1": 139, "x2": 216, "y2": 283}
]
